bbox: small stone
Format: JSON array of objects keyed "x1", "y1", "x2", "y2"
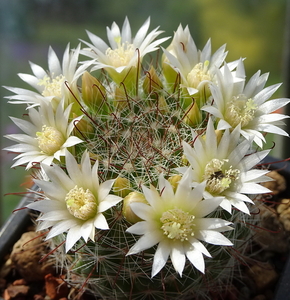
[
  {"x1": 263, "y1": 170, "x2": 286, "y2": 195},
  {"x1": 276, "y1": 198, "x2": 290, "y2": 214},
  {"x1": 247, "y1": 262, "x2": 278, "y2": 292},
  {"x1": 0, "y1": 258, "x2": 13, "y2": 279},
  {"x1": 254, "y1": 204, "x2": 289, "y2": 253},
  {"x1": 12, "y1": 279, "x2": 27, "y2": 286},
  {"x1": 45, "y1": 274, "x2": 69, "y2": 300},
  {"x1": 279, "y1": 208, "x2": 290, "y2": 231},
  {"x1": 5, "y1": 284, "x2": 29, "y2": 299},
  {"x1": 10, "y1": 231, "x2": 55, "y2": 282}
]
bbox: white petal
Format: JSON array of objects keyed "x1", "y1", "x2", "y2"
[
  {"x1": 170, "y1": 242, "x2": 186, "y2": 277},
  {"x1": 151, "y1": 240, "x2": 170, "y2": 277},
  {"x1": 81, "y1": 219, "x2": 95, "y2": 242},
  {"x1": 194, "y1": 197, "x2": 223, "y2": 218},
  {"x1": 127, "y1": 231, "x2": 162, "y2": 255},
  {"x1": 195, "y1": 218, "x2": 232, "y2": 230},
  {"x1": 186, "y1": 246, "x2": 205, "y2": 273},
  {"x1": 129, "y1": 202, "x2": 153, "y2": 221},
  {"x1": 239, "y1": 182, "x2": 271, "y2": 194},
  {"x1": 66, "y1": 225, "x2": 82, "y2": 252},
  {"x1": 196, "y1": 230, "x2": 233, "y2": 246},
  {"x1": 126, "y1": 221, "x2": 148, "y2": 235},
  {"x1": 93, "y1": 213, "x2": 109, "y2": 230},
  {"x1": 98, "y1": 194, "x2": 122, "y2": 212},
  {"x1": 46, "y1": 219, "x2": 78, "y2": 240}
]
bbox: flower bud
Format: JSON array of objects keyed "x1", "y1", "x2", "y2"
[
  {"x1": 183, "y1": 101, "x2": 202, "y2": 126},
  {"x1": 156, "y1": 95, "x2": 168, "y2": 113},
  {"x1": 168, "y1": 174, "x2": 182, "y2": 192},
  {"x1": 72, "y1": 113, "x2": 94, "y2": 138},
  {"x1": 162, "y1": 57, "x2": 180, "y2": 93},
  {"x1": 82, "y1": 71, "x2": 106, "y2": 110},
  {"x1": 113, "y1": 177, "x2": 131, "y2": 198},
  {"x1": 107, "y1": 66, "x2": 138, "y2": 95},
  {"x1": 122, "y1": 192, "x2": 147, "y2": 223},
  {"x1": 202, "y1": 129, "x2": 223, "y2": 145},
  {"x1": 113, "y1": 86, "x2": 128, "y2": 110},
  {"x1": 143, "y1": 66, "x2": 163, "y2": 95}
]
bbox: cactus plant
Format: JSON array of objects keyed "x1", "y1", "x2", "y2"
[{"x1": 3, "y1": 17, "x2": 290, "y2": 299}]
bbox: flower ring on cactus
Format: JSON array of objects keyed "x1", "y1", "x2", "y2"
[
  {"x1": 26, "y1": 150, "x2": 122, "y2": 252},
  {"x1": 126, "y1": 170, "x2": 233, "y2": 277}
]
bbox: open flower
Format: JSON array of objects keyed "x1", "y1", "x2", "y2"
[
  {"x1": 27, "y1": 150, "x2": 122, "y2": 252},
  {"x1": 4, "y1": 44, "x2": 87, "y2": 109},
  {"x1": 126, "y1": 170, "x2": 233, "y2": 277},
  {"x1": 181, "y1": 118, "x2": 272, "y2": 214},
  {"x1": 162, "y1": 24, "x2": 227, "y2": 104},
  {"x1": 4, "y1": 100, "x2": 83, "y2": 169},
  {"x1": 202, "y1": 61, "x2": 290, "y2": 147},
  {"x1": 81, "y1": 17, "x2": 169, "y2": 88}
]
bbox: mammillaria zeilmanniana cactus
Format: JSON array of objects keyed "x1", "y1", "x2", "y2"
[{"x1": 4, "y1": 17, "x2": 290, "y2": 299}]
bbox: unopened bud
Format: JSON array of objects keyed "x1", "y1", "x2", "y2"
[
  {"x1": 113, "y1": 177, "x2": 131, "y2": 198},
  {"x1": 122, "y1": 192, "x2": 147, "y2": 223},
  {"x1": 113, "y1": 86, "x2": 128, "y2": 110},
  {"x1": 72, "y1": 113, "x2": 94, "y2": 138},
  {"x1": 168, "y1": 174, "x2": 182, "y2": 192},
  {"x1": 202, "y1": 129, "x2": 223, "y2": 144},
  {"x1": 143, "y1": 66, "x2": 163, "y2": 95},
  {"x1": 82, "y1": 71, "x2": 106, "y2": 110},
  {"x1": 183, "y1": 101, "x2": 202, "y2": 126}
]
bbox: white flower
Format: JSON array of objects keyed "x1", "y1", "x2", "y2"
[
  {"x1": 181, "y1": 118, "x2": 272, "y2": 214},
  {"x1": 202, "y1": 60, "x2": 290, "y2": 147},
  {"x1": 81, "y1": 17, "x2": 169, "y2": 84},
  {"x1": 126, "y1": 170, "x2": 233, "y2": 277},
  {"x1": 162, "y1": 24, "x2": 228, "y2": 100},
  {"x1": 26, "y1": 150, "x2": 122, "y2": 252},
  {"x1": 4, "y1": 44, "x2": 87, "y2": 108},
  {"x1": 4, "y1": 100, "x2": 83, "y2": 169}
]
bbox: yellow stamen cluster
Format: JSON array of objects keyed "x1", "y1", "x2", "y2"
[
  {"x1": 38, "y1": 74, "x2": 65, "y2": 98},
  {"x1": 36, "y1": 125, "x2": 64, "y2": 155},
  {"x1": 160, "y1": 208, "x2": 195, "y2": 241},
  {"x1": 187, "y1": 61, "x2": 211, "y2": 89},
  {"x1": 65, "y1": 186, "x2": 98, "y2": 220},
  {"x1": 225, "y1": 95, "x2": 257, "y2": 127},
  {"x1": 204, "y1": 158, "x2": 240, "y2": 194},
  {"x1": 106, "y1": 42, "x2": 136, "y2": 68}
]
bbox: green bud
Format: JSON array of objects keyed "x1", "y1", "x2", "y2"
[
  {"x1": 122, "y1": 192, "x2": 147, "y2": 223},
  {"x1": 168, "y1": 174, "x2": 182, "y2": 192},
  {"x1": 82, "y1": 71, "x2": 106, "y2": 110},
  {"x1": 113, "y1": 177, "x2": 131, "y2": 198},
  {"x1": 143, "y1": 66, "x2": 163, "y2": 95}
]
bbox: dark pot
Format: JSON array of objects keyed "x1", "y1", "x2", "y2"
[{"x1": 0, "y1": 189, "x2": 36, "y2": 264}]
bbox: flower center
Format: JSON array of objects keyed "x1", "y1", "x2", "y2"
[
  {"x1": 36, "y1": 125, "x2": 65, "y2": 155},
  {"x1": 65, "y1": 186, "x2": 98, "y2": 220},
  {"x1": 160, "y1": 208, "x2": 195, "y2": 241},
  {"x1": 225, "y1": 94, "x2": 257, "y2": 127},
  {"x1": 204, "y1": 158, "x2": 240, "y2": 194},
  {"x1": 187, "y1": 61, "x2": 211, "y2": 89},
  {"x1": 38, "y1": 74, "x2": 65, "y2": 98},
  {"x1": 106, "y1": 42, "x2": 136, "y2": 68}
]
